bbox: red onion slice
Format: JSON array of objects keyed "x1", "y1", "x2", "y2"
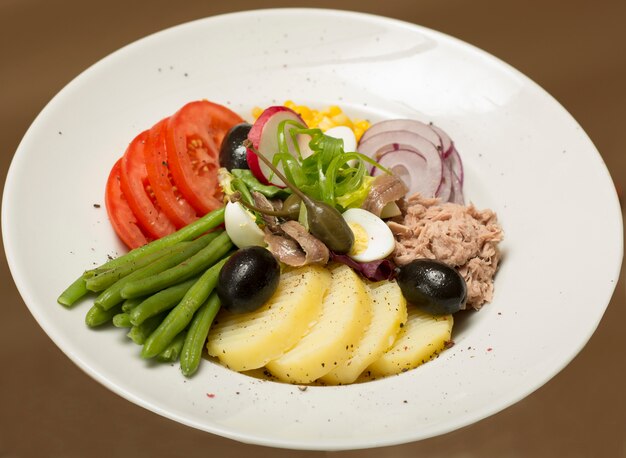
[
  {"x1": 446, "y1": 145, "x2": 464, "y2": 185},
  {"x1": 429, "y1": 124, "x2": 453, "y2": 158},
  {"x1": 360, "y1": 119, "x2": 443, "y2": 152},
  {"x1": 361, "y1": 132, "x2": 443, "y2": 198},
  {"x1": 375, "y1": 149, "x2": 429, "y2": 195},
  {"x1": 449, "y1": 168, "x2": 464, "y2": 205},
  {"x1": 436, "y1": 160, "x2": 453, "y2": 202},
  {"x1": 359, "y1": 119, "x2": 465, "y2": 204}
]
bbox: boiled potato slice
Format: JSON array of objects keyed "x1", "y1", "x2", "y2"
[
  {"x1": 266, "y1": 264, "x2": 371, "y2": 384},
  {"x1": 321, "y1": 280, "x2": 408, "y2": 385},
  {"x1": 206, "y1": 265, "x2": 331, "y2": 371},
  {"x1": 367, "y1": 307, "x2": 453, "y2": 377}
]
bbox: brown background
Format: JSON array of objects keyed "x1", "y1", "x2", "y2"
[{"x1": 1, "y1": 1, "x2": 624, "y2": 457}]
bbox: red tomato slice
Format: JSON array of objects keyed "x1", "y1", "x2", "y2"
[
  {"x1": 144, "y1": 118, "x2": 198, "y2": 228},
  {"x1": 120, "y1": 130, "x2": 176, "y2": 239},
  {"x1": 105, "y1": 159, "x2": 151, "y2": 249},
  {"x1": 165, "y1": 100, "x2": 243, "y2": 215}
]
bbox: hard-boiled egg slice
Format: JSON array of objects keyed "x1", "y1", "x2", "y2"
[
  {"x1": 224, "y1": 201, "x2": 266, "y2": 249},
  {"x1": 325, "y1": 126, "x2": 357, "y2": 152},
  {"x1": 342, "y1": 208, "x2": 395, "y2": 262}
]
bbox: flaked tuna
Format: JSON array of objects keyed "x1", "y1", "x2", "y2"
[{"x1": 389, "y1": 194, "x2": 503, "y2": 310}]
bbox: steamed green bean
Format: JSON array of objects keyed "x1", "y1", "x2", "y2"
[
  {"x1": 180, "y1": 292, "x2": 221, "y2": 376},
  {"x1": 94, "y1": 232, "x2": 218, "y2": 311},
  {"x1": 141, "y1": 257, "x2": 229, "y2": 359},
  {"x1": 121, "y1": 231, "x2": 232, "y2": 300}
]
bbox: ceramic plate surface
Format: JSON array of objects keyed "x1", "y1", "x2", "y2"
[{"x1": 3, "y1": 8, "x2": 622, "y2": 451}]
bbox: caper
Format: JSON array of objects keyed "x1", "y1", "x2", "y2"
[
  {"x1": 244, "y1": 141, "x2": 355, "y2": 254},
  {"x1": 302, "y1": 199, "x2": 354, "y2": 253},
  {"x1": 281, "y1": 194, "x2": 302, "y2": 220}
]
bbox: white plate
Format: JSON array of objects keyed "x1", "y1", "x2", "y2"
[{"x1": 2, "y1": 8, "x2": 622, "y2": 451}]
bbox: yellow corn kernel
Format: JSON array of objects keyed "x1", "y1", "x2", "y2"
[
  {"x1": 251, "y1": 106, "x2": 263, "y2": 119},
  {"x1": 328, "y1": 105, "x2": 342, "y2": 116},
  {"x1": 317, "y1": 116, "x2": 335, "y2": 131},
  {"x1": 331, "y1": 113, "x2": 351, "y2": 126},
  {"x1": 354, "y1": 119, "x2": 371, "y2": 130},
  {"x1": 251, "y1": 101, "x2": 370, "y2": 140},
  {"x1": 298, "y1": 107, "x2": 312, "y2": 120},
  {"x1": 353, "y1": 120, "x2": 371, "y2": 141}
]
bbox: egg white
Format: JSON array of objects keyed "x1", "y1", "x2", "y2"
[
  {"x1": 325, "y1": 126, "x2": 357, "y2": 152},
  {"x1": 342, "y1": 208, "x2": 395, "y2": 262},
  {"x1": 224, "y1": 201, "x2": 266, "y2": 249}
]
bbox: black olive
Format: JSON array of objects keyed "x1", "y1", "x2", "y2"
[
  {"x1": 219, "y1": 123, "x2": 252, "y2": 171},
  {"x1": 396, "y1": 259, "x2": 467, "y2": 315},
  {"x1": 217, "y1": 246, "x2": 280, "y2": 314}
]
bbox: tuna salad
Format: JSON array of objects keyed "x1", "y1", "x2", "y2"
[{"x1": 388, "y1": 194, "x2": 503, "y2": 310}]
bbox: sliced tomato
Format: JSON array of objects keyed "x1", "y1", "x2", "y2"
[
  {"x1": 120, "y1": 130, "x2": 176, "y2": 239},
  {"x1": 105, "y1": 159, "x2": 151, "y2": 249},
  {"x1": 165, "y1": 100, "x2": 243, "y2": 215},
  {"x1": 144, "y1": 118, "x2": 198, "y2": 228}
]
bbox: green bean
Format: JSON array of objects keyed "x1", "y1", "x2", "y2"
[
  {"x1": 180, "y1": 292, "x2": 221, "y2": 376},
  {"x1": 112, "y1": 312, "x2": 132, "y2": 328},
  {"x1": 60, "y1": 207, "x2": 225, "y2": 305},
  {"x1": 127, "y1": 312, "x2": 167, "y2": 345},
  {"x1": 85, "y1": 242, "x2": 191, "y2": 292},
  {"x1": 232, "y1": 169, "x2": 290, "y2": 199},
  {"x1": 84, "y1": 207, "x2": 225, "y2": 276},
  {"x1": 141, "y1": 257, "x2": 229, "y2": 359},
  {"x1": 156, "y1": 330, "x2": 187, "y2": 362},
  {"x1": 94, "y1": 232, "x2": 218, "y2": 311},
  {"x1": 58, "y1": 276, "x2": 89, "y2": 307},
  {"x1": 231, "y1": 177, "x2": 255, "y2": 207},
  {"x1": 121, "y1": 231, "x2": 233, "y2": 300},
  {"x1": 85, "y1": 303, "x2": 122, "y2": 327},
  {"x1": 121, "y1": 297, "x2": 144, "y2": 313},
  {"x1": 129, "y1": 277, "x2": 198, "y2": 326}
]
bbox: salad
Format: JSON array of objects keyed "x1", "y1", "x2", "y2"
[{"x1": 58, "y1": 99, "x2": 503, "y2": 383}]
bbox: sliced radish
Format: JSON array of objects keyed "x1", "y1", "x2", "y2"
[
  {"x1": 296, "y1": 133, "x2": 315, "y2": 159},
  {"x1": 358, "y1": 130, "x2": 443, "y2": 198},
  {"x1": 246, "y1": 106, "x2": 306, "y2": 187},
  {"x1": 360, "y1": 119, "x2": 443, "y2": 152}
]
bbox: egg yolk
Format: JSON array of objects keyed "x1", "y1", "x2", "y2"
[{"x1": 348, "y1": 222, "x2": 369, "y2": 256}]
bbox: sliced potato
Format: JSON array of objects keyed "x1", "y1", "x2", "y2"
[
  {"x1": 367, "y1": 307, "x2": 453, "y2": 377},
  {"x1": 206, "y1": 265, "x2": 331, "y2": 371},
  {"x1": 321, "y1": 280, "x2": 408, "y2": 385},
  {"x1": 266, "y1": 264, "x2": 371, "y2": 384}
]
